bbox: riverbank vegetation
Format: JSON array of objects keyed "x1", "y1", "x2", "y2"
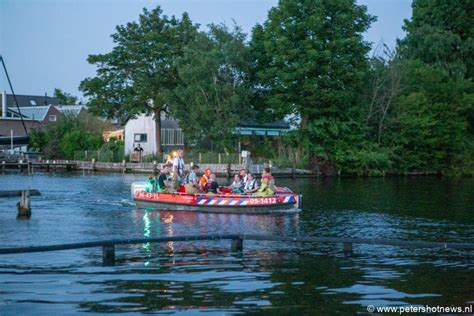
[
  {"x1": 79, "y1": 0, "x2": 473, "y2": 176},
  {"x1": 29, "y1": 115, "x2": 106, "y2": 160}
]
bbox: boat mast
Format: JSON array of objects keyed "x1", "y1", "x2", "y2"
[{"x1": 0, "y1": 54, "x2": 28, "y2": 134}]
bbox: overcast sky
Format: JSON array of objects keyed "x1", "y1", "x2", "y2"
[{"x1": 0, "y1": 0, "x2": 412, "y2": 99}]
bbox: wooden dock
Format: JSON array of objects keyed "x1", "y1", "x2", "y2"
[
  {"x1": 1, "y1": 160, "x2": 77, "y2": 172},
  {"x1": 0, "y1": 159, "x2": 315, "y2": 177},
  {"x1": 0, "y1": 189, "x2": 40, "y2": 197}
]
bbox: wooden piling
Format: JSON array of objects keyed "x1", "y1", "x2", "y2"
[
  {"x1": 16, "y1": 190, "x2": 31, "y2": 218},
  {"x1": 153, "y1": 161, "x2": 157, "y2": 175},
  {"x1": 92, "y1": 158, "x2": 96, "y2": 171},
  {"x1": 122, "y1": 160, "x2": 126, "y2": 174},
  {"x1": 2, "y1": 161, "x2": 5, "y2": 173},
  {"x1": 102, "y1": 245, "x2": 115, "y2": 266},
  {"x1": 226, "y1": 163, "x2": 231, "y2": 179},
  {"x1": 231, "y1": 237, "x2": 243, "y2": 252}
]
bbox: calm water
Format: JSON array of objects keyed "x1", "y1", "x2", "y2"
[{"x1": 0, "y1": 172, "x2": 473, "y2": 314}]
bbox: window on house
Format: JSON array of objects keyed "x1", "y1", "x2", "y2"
[
  {"x1": 134, "y1": 133, "x2": 147, "y2": 142},
  {"x1": 30, "y1": 100, "x2": 37, "y2": 106},
  {"x1": 49, "y1": 115, "x2": 57, "y2": 122}
]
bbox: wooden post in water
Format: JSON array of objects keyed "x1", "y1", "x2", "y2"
[
  {"x1": 16, "y1": 190, "x2": 31, "y2": 218},
  {"x1": 153, "y1": 161, "x2": 157, "y2": 175},
  {"x1": 231, "y1": 237, "x2": 243, "y2": 252},
  {"x1": 226, "y1": 163, "x2": 231, "y2": 179},
  {"x1": 343, "y1": 242, "x2": 353, "y2": 257},
  {"x1": 102, "y1": 245, "x2": 115, "y2": 266},
  {"x1": 92, "y1": 158, "x2": 96, "y2": 171},
  {"x1": 121, "y1": 160, "x2": 126, "y2": 174},
  {"x1": 2, "y1": 161, "x2": 5, "y2": 173}
]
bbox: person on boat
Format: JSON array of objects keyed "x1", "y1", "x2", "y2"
[
  {"x1": 185, "y1": 164, "x2": 202, "y2": 194},
  {"x1": 205, "y1": 174, "x2": 221, "y2": 195},
  {"x1": 254, "y1": 167, "x2": 275, "y2": 196},
  {"x1": 158, "y1": 164, "x2": 175, "y2": 193},
  {"x1": 199, "y1": 168, "x2": 212, "y2": 191},
  {"x1": 172, "y1": 149, "x2": 185, "y2": 189},
  {"x1": 231, "y1": 174, "x2": 244, "y2": 193},
  {"x1": 239, "y1": 168, "x2": 248, "y2": 183},
  {"x1": 243, "y1": 173, "x2": 259, "y2": 194},
  {"x1": 145, "y1": 175, "x2": 157, "y2": 193}
]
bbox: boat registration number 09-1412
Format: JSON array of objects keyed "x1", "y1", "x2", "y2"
[{"x1": 249, "y1": 197, "x2": 278, "y2": 205}]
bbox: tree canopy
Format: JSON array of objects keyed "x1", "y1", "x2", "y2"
[
  {"x1": 171, "y1": 24, "x2": 253, "y2": 151},
  {"x1": 250, "y1": 0, "x2": 376, "y2": 169},
  {"x1": 77, "y1": 1, "x2": 474, "y2": 175},
  {"x1": 80, "y1": 7, "x2": 199, "y2": 155}
]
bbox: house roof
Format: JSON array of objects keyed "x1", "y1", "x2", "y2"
[
  {"x1": 1, "y1": 93, "x2": 60, "y2": 107},
  {"x1": 7, "y1": 105, "x2": 52, "y2": 121},
  {"x1": 238, "y1": 119, "x2": 290, "y2": 129},
  {"x1": 54, "y1": 105, "x2": 86, "y2": 116}
]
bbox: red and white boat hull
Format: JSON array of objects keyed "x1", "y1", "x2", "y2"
[{"x1": 133, "y1": 190, "x2": 302, "y2": 213}]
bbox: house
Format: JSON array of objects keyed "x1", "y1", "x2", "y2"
[
  {"x1": 54, "y1": 105, "x2": 87, "y2": 117},
  {"x1": 103, "y1": 129, "x2": 124, "y2": 142},
  {"x1": 0, "y1": 105, "x2": 63, "y2": 136},
  {"x1": 124, "y1": 113, "x2": 184, "y2": 156},
  {"x1": 0, "y1": 91, "x2": 59, "y2": 112}
]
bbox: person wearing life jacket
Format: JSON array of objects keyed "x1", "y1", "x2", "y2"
[
  {"x1": 231, "y1": 174, "x2": 244, "y2": 193},
  {"x1": 239, "y1": 168, "x2": 249, "y2": 183},
  {"x1": 158, "y1": 164, "x2": 175, "y2": 193},
  {"x1": 172, "y1": 149, "x2": 185, "y2": 189},
  {"x1": 185, "y1": 164, "x2": 202, "y2": 194},
  {"x1": 145, "y1": 175, "x2": 157, "y2": 193},
  {"x1": 243, "y1": 173, "x2": 259, "y2": 194},
  {"x1": 205, "y1": 174, "x2": 222, "y2": 195},
  {"x1": 254, "y1": 167, "x2": 275, "y2": 196},
  {"x1": 199, "y1": 168, "x2": 212, "y2": 191}
]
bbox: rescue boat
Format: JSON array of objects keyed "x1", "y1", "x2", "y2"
[{"x1": 131, "y1": 182, "x2": 302, "y2": 213}]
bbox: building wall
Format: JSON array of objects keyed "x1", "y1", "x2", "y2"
[
  {"x1": 124, "y1": 114, "x2": 157, "y2": 156},
  {"x1": 124, "y1": 114, "x2": 185, "y2": 156}
]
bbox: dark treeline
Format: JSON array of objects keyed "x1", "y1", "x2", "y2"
[{"x1": 80, "y1": 0, "x2": 473, "y2": 176}]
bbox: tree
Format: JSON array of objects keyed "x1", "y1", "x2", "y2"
[
  {"x1": 54, "y1": 88, "x2": 79, "y2": 105},
  {"x1": 398, "y1": 0, "x2": 474, "y2": 79},
  {"x1": 172, "y1": 24, "x2": 252, "y2": 151},
  {"x1": 80, "y1": 7, "x2": 198, "y2": 156},
  {"x1": 365, "y1": 44, "x2": 405, "y2": 144},
  {"x1": 250, "y1": 0, "x2": 375, "y2": 170},
  {"x1": 392, "y1": 0, "x2": 474, "y2": 174},
  {"x1": 29, "y1": 116, "x2": 104, "y2": 159}
]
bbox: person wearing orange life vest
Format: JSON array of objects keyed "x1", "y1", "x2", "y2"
[
  {"x1": 199, "y1": 168, "x2": 212, "y2": 191},
  {"x1": 254, "y1": 167, "x2": 275, "y2": 196}
]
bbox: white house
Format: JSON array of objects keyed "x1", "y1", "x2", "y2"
[{"x1": 124, "y1": 113, "x2": 184, "y2": 156}]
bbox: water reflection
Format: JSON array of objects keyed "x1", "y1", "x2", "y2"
[{"x1": 0, "y1": 173, "x2": 473, "y2": 314}]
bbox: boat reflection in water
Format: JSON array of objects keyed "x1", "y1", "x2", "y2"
[{"x1": 132, "y1": 209, "x2": 300, "y2": 258}]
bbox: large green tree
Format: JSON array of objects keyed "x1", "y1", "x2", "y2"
[
  {"x1": 250, "y1": 0, "x2": 375, "y2": 170},
  {"x1": 390, "y1": 0, "x2": 474, "y2": 174},
  {"x1": 172, "y1": 24, "x2": 252, "y2": 151},
  {"x1": 398, "y1": 0, "x2": 474, "y2": 79},
  {"x1": 80, "y1": 7, "x2": 198, "y2": 156}
]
